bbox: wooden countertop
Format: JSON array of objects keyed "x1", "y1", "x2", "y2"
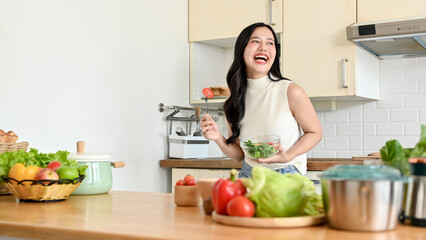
[
  {"x1": 0, "y1": 191, "x2": 422, "y2": 240},
  {"x1": 160, "y1": 158, "x2": 364, "y2": 171}
]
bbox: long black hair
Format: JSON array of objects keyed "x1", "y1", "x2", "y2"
[{"x1": 224, "y1": 22, "x2": 288, "y2": 145}]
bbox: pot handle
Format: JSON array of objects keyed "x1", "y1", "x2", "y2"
[{"x1": 111, "y1": 161, "x2": 125, "y2": 168}]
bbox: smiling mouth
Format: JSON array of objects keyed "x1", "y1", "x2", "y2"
[{"x1": 254, "y1": 54, "x2": 269, "y2": 63}]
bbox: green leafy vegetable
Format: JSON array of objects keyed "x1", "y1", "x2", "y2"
[
  {"x1": 240, "y1": 166, "x2": 322, "y2": 217},
  {"x1": 243, "y1": 140, "x2": 277, "y2": 159},
  {"x1": 380, "y1": 124, "x2": 426, "y2": 176},
  {"x1": 0, "y1": 148, "x2": 87, "y2": 183}
]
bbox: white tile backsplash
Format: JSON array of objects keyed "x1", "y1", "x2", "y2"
[
  {"x1": 337, "y1": 124, "x2": 362, "y2": 136},
  {"x1": 405, "y1": 93, "x2": 426, "y2": 107},
  {"x1": 376, "y1": 95, "x2": 404, "y2": 108},
  {"x1": 389, "y1": 79, "x2": 418, "y2": 93},
  {"x1": 311, "y1": 58, "x2": 426, "y2": 158},
  {"x1": 419, "y1": 80, "x2": 426, "y2": 92},
  {"x1": 404, "y1": 65, "x2": 426, "y2": 79},
  {"x1": 363, "y1": 109, "x2": 390, "y2": 122},
  {"x1": 420, "y1": 109, "x2": 426, "y2": 121},
  {"x1": 390, "y1": 109, "x2": 418, "y2": 122},
  {"x1": 377, "y1": 123, "x2": 404, "y2": 136}
]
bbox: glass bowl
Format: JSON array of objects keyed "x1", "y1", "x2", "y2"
[{"x1": 240, "y1": 135, "x2": 280, "y2": 160}]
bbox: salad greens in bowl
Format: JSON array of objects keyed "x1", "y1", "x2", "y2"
[{"x1": 240, "y1": 135, "x2": 280, "y2": 160}]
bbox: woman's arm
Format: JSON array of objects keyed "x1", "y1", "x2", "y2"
[
  {"x1": 257, "y1": 82, "x2": 322, "y2": 163},
  {"x1": 200, "y1": 114, "x2": 244, "y2": 162}
]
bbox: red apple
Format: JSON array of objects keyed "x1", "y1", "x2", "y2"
[
  {"x1": 35, "y1": 168, "x2": 59, "y2": 184},
  {"x1": 46, "y1": 161, "x2": 62, "y2": 170}
]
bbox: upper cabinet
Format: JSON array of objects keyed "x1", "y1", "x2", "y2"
[
  {"x1": 189, "y1": 0, "x2": 282, "y2": 42},
  {"x1": 357, "y1": 0, "x2": 426, "y2": 22},
  {"x1": 189, "y1": 0, "x2": 283, "y2": 104},
  {"x1": 282, "y1": 0, "x2": 379, "y2": 100}
]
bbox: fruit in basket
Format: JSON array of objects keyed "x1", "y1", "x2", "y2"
[
  {"x1": 0, "y1": 148, "x2": 88, "y2": 186},
  {"x1": 8, "y1": 163, "x2": 41, "y2": 185},
  {"x1": 35, "y1": 169, "x2": 59, "y2": 184},
  {"x1": 56, "y1": 166, "x2": 79, "y2": 183},
  {"x1": 46, "y1": 161, "x2": 62, "y2": 170}
]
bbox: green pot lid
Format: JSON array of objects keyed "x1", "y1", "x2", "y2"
[
  {"x1": 67, "y1": 153, "x2": 112, "y2": 162},
  {"x1": 320, "y1": 164, "x2": 403, "y2": 181}
]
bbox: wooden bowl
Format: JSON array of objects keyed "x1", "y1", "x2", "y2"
[
  {"x1": 174, "y1": 185, "x2": 200, "y2": 207},
  {"x1": 196, "y1": 178, "x2": 218, "y2": 200}
]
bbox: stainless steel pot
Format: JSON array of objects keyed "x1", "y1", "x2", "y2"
[
  {"x1": 402, "y1": 159, "x2": 426, "y2": 227},
  {"x1": 320, "y1": 165, "x2": 406, "y2": 231}
]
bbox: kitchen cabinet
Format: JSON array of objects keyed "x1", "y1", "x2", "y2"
[
  {"x1": 189, "y1": 0, "x2": 283, "y2": 105},
  {"x1": 282, "y1": 0, "x2": 379, "y2": 100},
  {"x1": 357, "y1": 0, "x2": 426, "y2": 23},
  {"x1": 189, "y1": 0, "x2": 282, "y2": 42}
]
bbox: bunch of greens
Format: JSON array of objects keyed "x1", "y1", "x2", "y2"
[
  {"x1": 0, "y1": 148, "x2": 87, "y2": 183},
  {"x1": 243, "y1": 140, "x2": 277, "y2": 159},
  {"x1": 380, "y1": 124, "x2": 426, "y2": 176},
  {"x1": 240, "y1": 166, "x2": 322, "y2": 217}
]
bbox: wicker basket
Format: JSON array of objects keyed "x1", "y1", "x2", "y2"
[
  {"x1": 0, "y1": 142, "x2": 30, "y2": 195},
  {"x1": 1, "y1": 176, "x2": 84, "y2": 202},
  {"x1": 0, "y1": 142, "x2": 29, "y2": 153}
]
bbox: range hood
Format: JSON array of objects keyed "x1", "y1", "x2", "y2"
[{"x1": 347, "y1": 17, "x2": 426, "y2": 59}]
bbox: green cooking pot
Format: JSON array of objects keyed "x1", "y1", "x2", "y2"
[{"x1": 67, "y1": 152, "x2": 125, "y2": 195}]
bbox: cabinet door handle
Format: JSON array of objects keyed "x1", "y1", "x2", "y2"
[
  {"x1": 341, "y1": 58, "x2": 348, "y2": 88},
  {"x1": 269, "y1": 0, "x2": 275, "y2": 26}
]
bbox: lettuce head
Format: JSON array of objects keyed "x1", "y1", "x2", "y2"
[{"x1": 240, "y1": 166, "x2": 322, "y2": 218}]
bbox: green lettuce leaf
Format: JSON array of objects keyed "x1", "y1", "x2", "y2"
[
  {"x1": 380, "y1": 124, "x2": 426, "y2": 176},
  {"x1": 240, "y1": 166, "x2": 322, "y2": 217}
]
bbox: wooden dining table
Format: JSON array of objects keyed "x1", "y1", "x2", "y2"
[{"x1": 0, "y1": 191, "x2": 424, "y2": 240}]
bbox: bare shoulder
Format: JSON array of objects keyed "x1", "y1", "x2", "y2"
[{"x1": 287, "y1": 82, "x2": 309, "y2": 100}]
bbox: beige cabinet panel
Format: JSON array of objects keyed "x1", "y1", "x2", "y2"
[
  {"x1": 358, "y1": 0, "x2": 426, "y2": 23},
  {"x1": 282, "y1": 0, "x2": 379, "y2": 99},
  {"x1": 189, "y1": 0, "x2": 282, "y2": 42}
]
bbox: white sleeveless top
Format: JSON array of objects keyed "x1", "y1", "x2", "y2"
[{"x1": 239, "y1": 75, "x2": 307, "y2": 175}]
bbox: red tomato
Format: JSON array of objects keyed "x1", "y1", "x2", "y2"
[
  {"x1": 226, "y1": 196, "x2": 255, "y2": 217},
  {"x1": 202, "y1": 88, "x2": 214, "y2": 99},
  {"x1": 184, "y1": 175, "x2": 196, "y2": 186},
  {"x1": 46, "y1": 161, "x2": 62, "y2": 170},
  {"x1": 176, "y1": 179, "x2": 185, "y2": 186}
]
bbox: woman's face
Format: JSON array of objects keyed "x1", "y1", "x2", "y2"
[{"x1": 243, "y1": 26, "x2": 276, "y2": 79}]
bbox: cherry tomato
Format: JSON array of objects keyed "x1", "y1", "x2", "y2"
[
  {"x1": 184, "y1": 175, "x2": 196, "y2": 186},
  {"x1": 226, "y1": 196, "x2": 255, "y2": 217},
  {"x1": 176, "y1": 179, "x2": 185, "y2": 186},
  {"x1": 46, "y1": 161, "x2": 62, "y2": 170},
  {"x1": 202, "y1": 88, "x2": 214, "y2": 99}
]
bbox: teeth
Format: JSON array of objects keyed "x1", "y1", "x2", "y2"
[{"x1": 254, "y1": 55, "x2": 268, "y2": 61}]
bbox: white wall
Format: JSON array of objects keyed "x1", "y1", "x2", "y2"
[
  {"x1": 0, "y1": 0, "x2": 189, "y2": 192},
  {"x1": 310, "y1": 57, "x2": 426, "y2": 158}
]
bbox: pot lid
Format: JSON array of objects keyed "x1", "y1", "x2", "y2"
[
  {"x1": 320, "y1": 164, "x2": 403, "y2": 181},
  {"x1": 67, "y1": 152, "x2": 112, "y2": 162}
]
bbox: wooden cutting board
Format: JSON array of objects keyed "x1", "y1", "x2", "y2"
[{"x1": 212, "y1": 211, "x2": 326, "y2": 228}]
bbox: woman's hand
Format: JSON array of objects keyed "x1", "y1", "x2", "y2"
[
  {"x1": 250, "y1": 145, "x2": 293, "y2": 164},
  {"x1": 200, "y1": 114, "x2": 221, "y2": 141}
]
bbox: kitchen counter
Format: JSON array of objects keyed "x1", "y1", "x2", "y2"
[
  {"x1": 160, "y1": 158, "x2": 364, "y2": 171},
  {"x1": 0, "y1": 191, "x2": 422, "y2": 240}
]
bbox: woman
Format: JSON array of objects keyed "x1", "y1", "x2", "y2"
[{"x1": 200, "y1": 22, "x2": 322, "y2": 178}]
